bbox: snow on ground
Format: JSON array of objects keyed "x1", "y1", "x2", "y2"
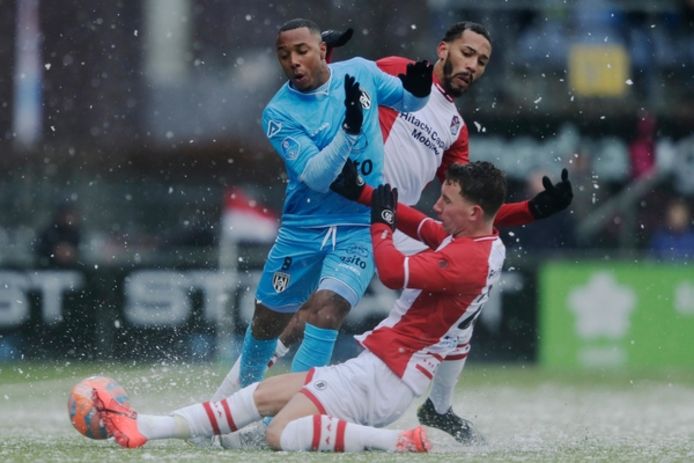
[{"x1": 1, "y1": 363, "x2": 693, "y2": 462}]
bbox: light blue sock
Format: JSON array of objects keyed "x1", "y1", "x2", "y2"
[
  {"x1": 291, "y1": 323, "x2": 339, "y2": 372},
  {"x1": 239, "y1": 326, "x2": 277, "y2": 387}
]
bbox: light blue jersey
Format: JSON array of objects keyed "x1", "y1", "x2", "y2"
[{"x1": 262, "y1": 57, "x2": 427, "y2": 228}]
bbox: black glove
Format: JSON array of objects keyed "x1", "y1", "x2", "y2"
[
  {"x1": 321, "y1": 28, "x2": 353, "y2": 63},
  {"x1": 528, "y1": 168, "x2": 574, "y2": 219},
  {"x1": 343, "y1": 74, "x2": 363, "y2": 135},
  {"x1": 330, "y1": 160, "x2": 365, "y2": 201},
  {"x1": 371, "y1": 184, "x2": 398, "y2": 230},
  {"x1": 398, "y1": 60, "x2": 433, "y2": 98}
]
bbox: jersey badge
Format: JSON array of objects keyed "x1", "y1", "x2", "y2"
[
  {"x1": 272, "y1": 271, "x2": 290, "y2": 293},
  {"x1": 359, "y1": 90, "x2": 371, "y2": 109},
  {"x1": 267, "y1": 120, "x2": 282, "y2": 138},
  {"x1": 281, "y1": 137, "x2": 300, "y2": 160},
  {"x1": 450, "y1": 115, "x2": 461, "y2": 136}
]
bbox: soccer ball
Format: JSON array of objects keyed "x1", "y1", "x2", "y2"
[{"x1": 68, "y1": 375, "x2": 129, "y2": 439}]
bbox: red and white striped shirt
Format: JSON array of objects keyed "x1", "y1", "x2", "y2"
[
  {"x1": 377, "y1": 56, "x2": 534, "y2": 228},
  {"x1": 355, "y1": 188, "x2": 506, "y2": 395}
]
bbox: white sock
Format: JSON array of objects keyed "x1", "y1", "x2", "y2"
[
  {"x1": 137, "y1": 414, "x2": 190, "y2": 440},
  {"x1": 212, "y1": 341, "x2": 289, "y2": 402},
  {"x1": 280, "y1": 415, "x2": 399, "y2": 452},
  {"x1": 211, "y1": 356, "x2": 241, "y2": 401},
  {"x1": 429, "y1": 357, "x2": 467, "y2": 413},
  {"x1": 269, "y1": 339, "x2": 290, "y2": 367},
  {"x1": 174, "y1": 383, "x2": 261, "y2": 437}
]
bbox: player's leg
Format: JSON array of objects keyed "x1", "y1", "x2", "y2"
[
  {"x1": 213, "y1": 227, "x2": 323, "y2": 399},
  {"x1": 290, "y1": 289, "x2": 350, "y2": 371},
  {"x1": 290, "y1": 225, "x2": 374, "y2": 372},
  {"x1": 94, "y1": 372, "x2": 308, "y2": 449},
  {"x1": 417, "y1": 321, "x2": 484, "y2": 444},
  {"x1": 268, "y1": 353, "x2": 430, "y2": 452}
]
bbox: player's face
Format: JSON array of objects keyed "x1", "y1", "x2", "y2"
[
  {"x1": 436, "y1": 29, "x2": 491, "y2": 98},
  {"x1": 433, "y1": 180, "x2": 478, "y2": 236},
  {"x1": 276, "y1": 27, "x2": 328, "y2": 92}
]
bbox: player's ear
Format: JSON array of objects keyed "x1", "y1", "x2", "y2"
[
  {"x1": 470, "y1": 204, "x2": 484, "y2": 222},
  {"x1": 319, "y1": 41, "x2": 327, "y2": 61},
  {"x1": 436, "y1": 41, "x2": 448, "y2": 61}
]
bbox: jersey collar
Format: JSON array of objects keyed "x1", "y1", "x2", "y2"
[
  {"x1": 287, "y1": 68, "x2": 332, "y2": 97},
  {"x1": 432, "y1": 73, "x2": 455, "y2": 102}
]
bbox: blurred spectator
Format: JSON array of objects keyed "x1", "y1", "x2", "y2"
[
  {"x1": 629, "y1": 112, "x2": 657, "y2": 179},
  {"x1": 508, "y1": 170, "x2": 576, "y2": 252},
  {"x1": 648, "y1": 198, "x2": 694, "y2": 261},
  {"x1": 35, "y1": 204, "x2": 82, "y2": 268}
]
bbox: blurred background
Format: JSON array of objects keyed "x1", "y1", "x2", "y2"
[{"x1": 1, "y1": 0, "x2": 692, "y2": 371}]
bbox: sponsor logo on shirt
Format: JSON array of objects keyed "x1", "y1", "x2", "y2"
[
  {"x1": 267, "y1": 120, "x2": 282, "y2": 138},
  {"x1": 399, "y1": 112, "x2": 446, "y2": 156},
  {"x1": 281, "y1": 137, "x2": 300, "y2": 160}
]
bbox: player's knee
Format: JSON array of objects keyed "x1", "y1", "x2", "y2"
[{"x1": 305, "y1": 291, "x2": 351, "y2": 328}]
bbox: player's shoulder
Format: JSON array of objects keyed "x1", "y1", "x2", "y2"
[
  {"x1": 330, "y1": 56, "x2": 375, "y2": 74},
  {"x1": 446, "y1": 235, "x2": 502, "y2": 262},
  {"x1": 262, "y1": 85, "x2": 292, "y2": 117},
  {"x1": 376, "y1": 56, "x2": 414, "y2": 74}
]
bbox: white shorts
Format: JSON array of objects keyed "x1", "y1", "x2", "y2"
[{"x1": 301, "y1": 351, "x2": 416, "y2": 428}]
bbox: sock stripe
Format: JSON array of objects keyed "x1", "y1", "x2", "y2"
[
  {"x1": 202, "y1": 402, "x2": 220, "y2": 435},
  {"x1": 416, "y1": 364, "x2": 433, "y2": 379},
  {"x1": 334, "y1": 419, "x2": 347, "y2": 452},
  {"x1": 311, "y1": 414, "x2": 322, "y2": 451},
  {"x1": 220, "y1": 399, "x2": 237, "y2": 432}
]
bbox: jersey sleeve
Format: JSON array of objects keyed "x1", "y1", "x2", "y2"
[
  {"x1": 436, "y1": 123, "x2": 469, "y2": 183},
  {"x1": 372, "y1": 224, "x2": 487, "y2": 293},
  {"x1": 359, "y1": 58, "x2": 428, "y2": 113},
  {"x1": 262, "y1": 106, "x2": 318, "y2": 179},
  {"x1": 376, "y1": 56, "x2": 412, "y2": 77},
  {"x1": 494, "y1": 200, "x2": 535, "y2": 227},
  {"x1": 262, "y1": 106, "x2": 357, "y2": 191},
  {"x1": 358, "y1": 184, "x2": 448, "y2": 248}
]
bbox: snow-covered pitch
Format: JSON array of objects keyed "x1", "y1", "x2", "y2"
[{"x1": 1, "y1": 362, "x2": 693, "y2": 462}]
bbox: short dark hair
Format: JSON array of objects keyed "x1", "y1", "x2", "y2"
[
  {"x1": 278, "y1": 18, "x2": 321, "y2": 36},
  {"x1": 441, "y1": 21, "x2": 491, "y2": 44},
  {"x1": 445, "y1": 161, "x2": 506, "y2": 218}
]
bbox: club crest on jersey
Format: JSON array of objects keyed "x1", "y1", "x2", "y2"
[
  {"x1": 450, "y1": 115, "x2": 461, "y2": 136},
  {"x1": 272, "y1": 272, "x2": 290, "y2": 293},
  {"x1": 267, "y1": 120, "x2": 282, "y2": 138},
  {"x1": 359, "y1": 90, "x2": 371, "y2": 109},
  {"x1": 281, "y1": 137, "x2": 300, "y2": 160}
]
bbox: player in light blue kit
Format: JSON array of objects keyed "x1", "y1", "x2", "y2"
[{"x1": 212, "y1": 18, "x2": 432, "y2": 401}]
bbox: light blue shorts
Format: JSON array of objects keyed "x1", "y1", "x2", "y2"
[{"x1": 255, "y1": 225, "x2": 375, "y2": 313}]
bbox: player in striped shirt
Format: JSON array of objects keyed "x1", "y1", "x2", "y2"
[{"x1": 93, "y1": 161, "x2": 508, "y2": 453}]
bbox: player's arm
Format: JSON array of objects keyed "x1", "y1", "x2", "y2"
[
  {"x1": 364, "y1": 58, "x2": 432, "y2": 113},
  {"x1": 370, "y1": 195, "x2": 486, "y2": 295},
  {"x1": 321, "y1": 28, "x2": 353, "y2": 63},
  {"x1": 261, "y1": 76, "x2": 363, "y2": 193},
  {"x1": 331, "y1": 162, "x2": 448, "y2": 247},
  {"x1": 496, "y1": 168, "x2": 574, "y2": 226},
  {"x1": 369, "y1": 185, "x2": 458, "y2": 290},
  {"x1": 376, "y1": 56, "x2": 412, "y2": 77}
]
